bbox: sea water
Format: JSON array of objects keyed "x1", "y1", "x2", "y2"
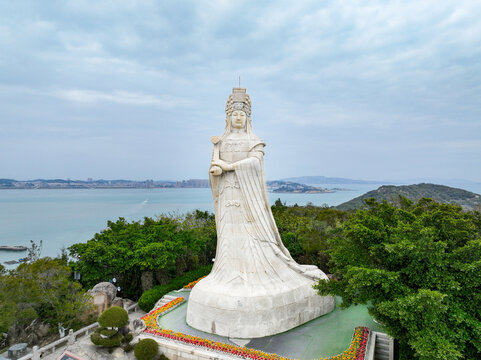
[{"x1": 2, "y1": 183, "x2": 478, "y2": 267}]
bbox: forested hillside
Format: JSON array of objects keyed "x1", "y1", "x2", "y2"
[
  {"x1": 318, "y1": 197, "x2": 481, "y2": 360},
  {"x1": 336, "y1": 183, "x2": 481, "y2": 211}
]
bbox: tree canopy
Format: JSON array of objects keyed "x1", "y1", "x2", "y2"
[
  {"x1": 271, "y1": 200, "x2": 349, "y2": 272},
  {"x1": 69, "y1": 211, "x2": 217, "y2": 299},
  {"x1": 0, "y1": 257, "x2": 94, "y2": 344},
  {"x1": 68, "y1": 203, "x2": 350, "y2": 304},
  {"x1": 316, "y1": 197, "x2": 481, "y2": 360}
]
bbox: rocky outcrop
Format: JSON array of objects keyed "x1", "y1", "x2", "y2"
[
  {"x1": 86, "y1": 283, "x2": 137, "y2": 316},
  {"x1": 140, "y1": 271, "x2": 153, "y2": 291},
  {"x1": 131, "y1": 319, "x2": 146, "y2": 334},
  {"x1": 154, "y1": 268, "x2": 170, "y2": 285},
  {"x1": 112, "y1": 297, "x2": 124, "y2": 308},
  {"x1": 122, "y1": 298, "x2": 135, "y2": 310},
  {"x1": 5, "y1": 320, "x2": 57, "y2": 348},
  {"x1": 87, "y1": 282, "x2": 117, "y2": 315}
]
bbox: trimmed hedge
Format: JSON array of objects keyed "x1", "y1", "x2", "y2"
[
  {"x1": 138, "y1": 264, "x2": 212, "y2": 312},
  {"x1": 98, "y1": 306, "x2": 129, "y2": 328},
  {"x1": 90, "y1": 332, "x2": 122, "y2": 348},
  {"x1": 100, "y1": 328, "x2": 118, "y2": 337},
  {"x1": 134, "y1": 338, "x2": 159, "y2": 360}
]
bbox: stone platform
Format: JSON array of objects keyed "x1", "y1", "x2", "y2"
[
  {"x1": 154, "y1": 290, "x2": 382, "y2": 359},
  {"x1": 187, "y1": 277, "x2": 334, "y2": 338}
]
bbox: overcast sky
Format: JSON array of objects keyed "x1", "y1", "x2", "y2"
[{"x1": 1, "y1": 0, "x2": 480, "y2": 182}]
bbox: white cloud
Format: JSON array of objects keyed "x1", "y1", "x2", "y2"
[
  {"x1": 1, "y1": 0, "x2": 480, "y2": 180},
  {"x1": 48, "y1": 89, "x2": 188, "y2": 107}
]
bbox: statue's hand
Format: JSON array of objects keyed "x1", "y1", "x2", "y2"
[
  {"x1": 211, "y1": 160, "x2": 234, "y2": 172},
  {"x1": 210, "y1": 166, "x2": 222, "y2": 176}
]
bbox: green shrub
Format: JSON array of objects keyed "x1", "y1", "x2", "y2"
[
  {"x1": 123, "y1": 343, "x2": 134, "y2": 353},
  {"x1": 98, "y1": 306, "x2": 129, "y2": 328},
  {"x1": 122, "y1": 332, "x2": 133, "y2": 344},
  {"x1": 90, "y1": 332, "x2": 122, "y2": 347},
  {"x1": 134, "y1": 338, "x2": 159, "y2": 360},
  {"x1": 138, "y1": 288, "x2": 164, "y2": 313},
  {"x1": 99, "y1": 328, "x2": 118, "y2": 337},
  {"x1": 138, "y1": 264, "x2": 212, "y2": 312}
]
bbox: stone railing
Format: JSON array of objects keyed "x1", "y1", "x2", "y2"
[{"x1": 17, "y1": 303, "x2": 139, "y2": 360}]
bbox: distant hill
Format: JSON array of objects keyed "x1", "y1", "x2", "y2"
[
  {"x1": 266, "y1": 181, "x2": 331, "y2": 194},
  {"x1": 336, "y1": 183, "x2": 481, "y2": 211},
  {"x1": 282, "y1": 176, "x2": 390, "y2": 185}
]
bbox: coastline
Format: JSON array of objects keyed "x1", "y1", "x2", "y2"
[{"x1": 5, "y1": 182, "x2": 480, "y2": 269}]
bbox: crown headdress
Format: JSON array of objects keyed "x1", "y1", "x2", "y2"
[{"x1": 225, "y1": 88, "x2": 251, "y2": 116}]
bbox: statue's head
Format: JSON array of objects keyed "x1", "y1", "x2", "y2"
[
  {"x1": 224, "y1": 88, "x2": 252, "y2": 133},
  {"x1": 231, "y1": 107, "x2": 247, "y2": 129}
]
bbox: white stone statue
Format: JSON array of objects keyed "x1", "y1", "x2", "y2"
[{"x1": 186, "y1": 88, "x2": 334, "y2": 338}]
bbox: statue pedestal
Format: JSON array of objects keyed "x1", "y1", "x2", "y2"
[{"x1": 186, "y1": 275, "x2": 335, "y2": 338}]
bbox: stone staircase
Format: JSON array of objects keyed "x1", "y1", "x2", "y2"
[
  {"x1": 153, "y1": 294, "x2": 178, "y2": 309},
  {"x1": 365, "y1": 331, "x2": 394, "y2": 360},
  {"x1": 374, "y1": 332, "x2": 392, "y2": 360}
]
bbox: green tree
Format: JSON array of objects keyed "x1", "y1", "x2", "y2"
[
  {"x1": 272, "y1": 202, "x2": 349, "y2": 272},
  {"x1": 0, "y1": 257, "x2": 94, "y2": 345},
  {"x1": 69, "y1": 212, "x2": 217, "y2": 299},
  {"x1": 315, "y1": 198, "x2": 481, "y2": 360},
  {"x1": 26, "y1": 239, "x2": 43, "y2": 262},
  {"x1": 91, "y1": 306, "x2": 130, "y2": 348}
]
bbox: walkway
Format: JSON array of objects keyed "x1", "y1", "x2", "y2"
[
  {"x1": 36, "y1": 290, "x2": 382, "y2": 360},
  {"x1": 42, "y1": 307, "x2": 146, "y2": 360}
]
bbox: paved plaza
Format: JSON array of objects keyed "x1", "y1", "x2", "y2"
[{"x1": 37, "y1": 288, "x2": 381, "y2": 360}]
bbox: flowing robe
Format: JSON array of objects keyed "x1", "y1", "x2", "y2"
[{"x1": 186, "y1": 133, "x2": 334, "y2": 338}]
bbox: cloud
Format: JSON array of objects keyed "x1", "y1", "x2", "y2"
[
  {"x1": 0, "y1": 0, "x2": 480, "y2": 180},
  {"x1": 0, "y1": 84, "x2": 187, "y2": 108},
  {"x1": 47, "y1": 89, "x2": 188, "y2": 107}
]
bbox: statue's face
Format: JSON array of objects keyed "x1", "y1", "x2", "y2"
[{"x1": 231, "y1": 110, "x2": 247, "y2": 129}]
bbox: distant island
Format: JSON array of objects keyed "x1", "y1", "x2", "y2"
[
  {"x1": 4, "y1": 179, "x2": 479, "y2": 201},
  {"x1": 336, "y1": 183, "x2": 481, "y2": 211},
  {"x1": 282, "y1": 175, "x2": 391, "y2": 185},
  {"x1": 0, "y1": 178, "x2": 209, "y2": 189},
  {"x1": 267, "y1": 181, "x2": 332, "y2": 194},
  {"x1": 0, "y1": 178, "x2": 333, "y2": 194}
]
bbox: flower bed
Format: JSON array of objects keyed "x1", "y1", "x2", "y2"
[
  {"x1": 141, "y1": 297, "x2": 184, "y2": 328},
  {"x1": 318, "y1": 326, "x2": 370, "y2": 360},
  {"x1": 183, "y1": 276, "x2": 206, "y2": 289},
  {"x1": 144, "y1": 328, "x2": 290, "y2": 360},
  {"x1": 142, "y1": 297, "x2": 370, "y2": 360}
]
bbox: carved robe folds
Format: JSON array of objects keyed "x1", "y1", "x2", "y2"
[{"x1": 186, "y1": 134, "x2": 335, "y2": 338}]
